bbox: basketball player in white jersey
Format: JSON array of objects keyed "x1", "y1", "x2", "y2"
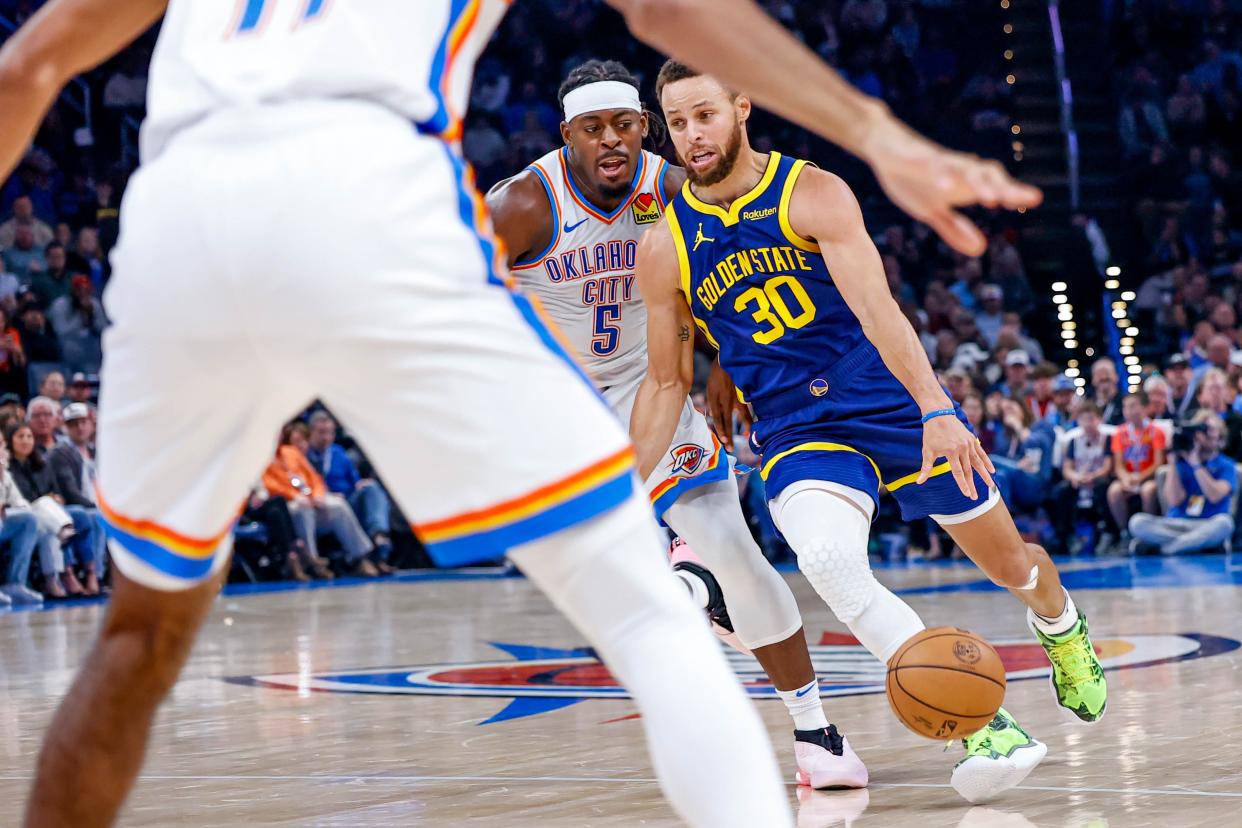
[
  {"x1": 1, "y1": 1, "x2": 1044, "y2": 825},
  {"x1": 490, "y1": 59, "x2": 868, "y2": 790}
]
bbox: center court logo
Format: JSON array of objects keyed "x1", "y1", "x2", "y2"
[{"x1": 233, "y1": 631, "x2": 1238, "y2": 725}]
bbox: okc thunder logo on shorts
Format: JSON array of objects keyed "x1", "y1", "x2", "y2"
[
  {"x1": 235, "y1": 631, "x2": 1239, "y2": 725},
  {"x1": 669, "y1": 443, "x2": 706, "y2": 475}
]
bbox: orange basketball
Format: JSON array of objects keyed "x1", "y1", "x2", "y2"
[{"x1": 885, "y1": 627, "x2": 1006, "y2": 740}]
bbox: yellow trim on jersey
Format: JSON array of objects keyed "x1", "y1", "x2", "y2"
[
  {"x1": 760, "y1": 441, "x2": 881, "y2": 484},
  {"x1": 779, "y1": 160, "x2": 821, "y2": 253},
  {"x1": 680, "y1": 152, "x2": 782, "y2": 227},
  {"x1": 885, "y1": 461, "x2": 954, "y2": 491}
]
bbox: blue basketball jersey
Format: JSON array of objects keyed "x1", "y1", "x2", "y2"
[{"x1": 664, "y1": 152, "x2": 867, "y2": 409}]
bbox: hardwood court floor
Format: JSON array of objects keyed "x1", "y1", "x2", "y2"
[{"x1": 1, "y1": 555, "x2": 1240, "y2": 827}]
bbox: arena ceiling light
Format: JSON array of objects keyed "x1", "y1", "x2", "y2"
[
  {"x1": 1121, "y1": 291, "x2": 1136, "y2": 302},
  {"x1": 1106, "y1": 266, "x2": 1121, "y2": 277},
  {"x1": 1126, "y1": 326, "x2": 1139, "y2": 336},
  {"x1": 1105, "y1": 279, "x2": 1120, "y2": 290}
]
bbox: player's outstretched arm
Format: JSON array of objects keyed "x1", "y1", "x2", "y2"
[
  {"x1": 0, "y1": 0, "x2": 166, "y2": 180},
  {"x1": 630, "y1": 224, "x2": 696, "y2": 480},
  {"x1": 486, "y1": 172, "x2": 554, "y2": 269},
  {"x1": 787, "y1": 166, "x2": 995, "y2": 500},
  {"x1": 606, "y1": 0, "x2": 1040, "y2": 256}
]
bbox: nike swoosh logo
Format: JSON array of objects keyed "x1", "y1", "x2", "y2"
[
  {"x1": 563, "y1": 218, "x2": 589, "y2": 233},
  {"x1": 795, "y1": 685, "x2": 815, "y2": 698}
]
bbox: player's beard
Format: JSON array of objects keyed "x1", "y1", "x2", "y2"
[{"x1": 683, "y1": 121, "x2": 743, "y2": 187}]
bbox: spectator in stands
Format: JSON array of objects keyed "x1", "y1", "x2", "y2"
[
  {"x1": 1, "y1": 225, "x2": 47, "y2": 282},
  {"x1": 47, "y1": 403, "x2": 106, "y2": 582},
  {"x1": 1164, "y1": 354, "x2": 1199, "y2": 419},
  {"x1": 38, "y1": 372, "x2": 65, "y2": 404},
  {"x1": 1105, "y1": 392, "x2": 1167, "y2": 552},
  {"x1": 0, "y1": 307, "x2": 25, "y2": 397},
  {"x1": 1167, "y1": 74, "x2": 1207, "y2": 142},
  {"x1": 27, "y1": 396, "x2": 61, "y2": 450},
  {"x1": 31, "y1": 241, "x2": 71, "y2": 309},
  {"x1": 1194, "y1": 368, "x2": 1242, "y2": 459},
  {"x1": 1119, "y1": 90, "x2": 1170, "y2": 158},
  {"x1": 243, "y1": 484, "x2": 333, "y2": 582},
  {"x1": 5, "y1": 422, "x2": 83, "y2": 597},
  {"x1": 1144, "y1": 375, "x2": 1172, "y2": 422},
  {"x1": 303, "y1": 411, "x2": 395, "y2": 573},
  {"x1": 1130, "y1": 410, "x2": 1237, "y2": 554},
  {"x1": 943, "y1": 366, "x2": 973, "y2": 404},
  {"x1": 262, "y1": 421, "x2": 379, "y2": 578},
  {"x1": 48, "y1": 275, "x2": 106, "y2": 375},
  {"x1": 1204, "y1": 333, "x2": 1236, "y2": 374},
  {"x1": 1026, "y1": 362, "x2": 1059, "y2": 422},
  {"x1": 1048, "y1": 374, "x2": 1078, "y2": 429},
  {"x1": 70, "y1": 227, "x2": 106, "y2": 288},
  {"x1": 18, "y1": 303, "x2": 61, "y2": 374},
  {"x1": 1091, "y1": 358, "x2": 1125, "y2": 425},
  {"x1": 961, "y1": 391, "x2": 994, "y2": 454},
  {"x1": 949, "y1": 257, "x2": 984, "y2": 310},
  {"x1": 66, "y1": 373, "x2": 92, "y2": 405},
  {"x1": 0, "y1": 196, "x2": 53, "y2": 250},
  {"x1": 989, "y1": 396, "x2": 1054, "y2": 515},
  {"x1": 1052, "y1": 402, "x2": 1114, "y2": 555},
  {"x1": 998, "y1": 349, "x2": 1032, "y2": 397},
  {"x1": 0, "y1": 436, "x2": 41, "y2": 607},
  {"x1": 975, "y1": 283, "x2": 1005, "y2": 346}
]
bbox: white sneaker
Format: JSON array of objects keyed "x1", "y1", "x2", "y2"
[
  {"x1": 0, "y1": 584, "x2": 43, "y2": 606},
  {"x1": 949, "y1": 709, "x2": 1047, "y2": 803},
  {"x1": 794, "y1": 725, "x2": 869, "y2": 789}
]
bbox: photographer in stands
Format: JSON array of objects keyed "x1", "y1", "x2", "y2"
[{"x1": 1129, "y1": 410, "x2": 1237, "y2": 555}]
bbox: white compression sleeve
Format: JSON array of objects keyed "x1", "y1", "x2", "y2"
[
  {"x1": 772, "y1": 484, "x2": 925, "y2": 663},
  {"x1": 509, "y1": 492, "x2": 793, "y2": 828},
  {"x1": 663, "y1": 476, "x2": 804, "y2": 649}
]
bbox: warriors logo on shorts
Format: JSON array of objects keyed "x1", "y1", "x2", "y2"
[{"x1": 669, "y1": 443, "x2": 707, "y2": 475}]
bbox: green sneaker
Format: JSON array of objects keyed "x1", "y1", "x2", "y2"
[
  {"x1": 1030, "y1": 610, "x2": 1108, "y2": 722},
  {"x1": 949, "y1": 708, "x2": 1046, "y2": 803}
]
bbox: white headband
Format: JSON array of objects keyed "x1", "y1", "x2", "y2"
[{"x1": 562, "y1": 81, "x2": 642, "y2": 122}]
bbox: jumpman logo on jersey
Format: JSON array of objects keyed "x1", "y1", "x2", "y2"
[{"x1": 693, "y1": 223, "x2": 716, "y2": 252}]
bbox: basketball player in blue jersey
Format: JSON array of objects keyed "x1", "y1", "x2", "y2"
[
  {"x1": 630, "y1": 61, "x2": 1109, "y2": 804},
  {"x1": 489, "y1": 59, "x2": 869, "y2": 790}
]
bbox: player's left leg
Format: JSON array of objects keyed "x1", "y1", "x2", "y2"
[
  {"x1": 934, "y1": 494, "x2": 1107, "y2": 723},
  {"x1": 664, "y1": 477, "x2": 868, "y2": 789}
]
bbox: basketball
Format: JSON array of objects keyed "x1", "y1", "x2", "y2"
[{"x1": 886, "y1": 627, "x2": 1006, "y2": 740}]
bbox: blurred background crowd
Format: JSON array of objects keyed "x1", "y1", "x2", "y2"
[{"x1": 0, "y1": 0, "x2": 1240, "y2": 603}]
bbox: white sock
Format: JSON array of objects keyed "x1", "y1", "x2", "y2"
[
  {"x1": 776, "y1": 679, "x2": 830, "y2": 731},
  {"x1": 509, "y1": 493, "x2": 793, "y2": 828},
  {"x1": 1030, "y1": 588, "x2": 1078, "y2": 637}
]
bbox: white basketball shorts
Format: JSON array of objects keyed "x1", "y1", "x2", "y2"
[
  {"x1": 604, "y1": 373, "x2": 730, "y2": 518},
  {"x1": 98, "y1": 100, "x2": 636, "y2": 590}
]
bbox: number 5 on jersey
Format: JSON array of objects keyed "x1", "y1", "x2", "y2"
[
  {"x1": 228, "y1": 0, "x2": 329, "y2": 36},
  {"x1": 592, "y1": 304, "x2": 621, "y2": 356}
]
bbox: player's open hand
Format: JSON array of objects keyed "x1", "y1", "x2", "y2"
[
  {"x1": 863, "y1": 115, "x2": 1042, "y2": 257},
  {"x1": 918, "y1": 414, "x2": 995, "y2": 501},
  {"x1": 706, "y1": 358, "x2": 751, "y2": 451}
]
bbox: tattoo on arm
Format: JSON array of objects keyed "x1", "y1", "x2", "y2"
[{"x1": 678, "y1": 325, "x2": 691, "y2": 342}]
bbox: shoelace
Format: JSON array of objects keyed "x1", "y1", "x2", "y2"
[{"x1": 1045, "y1": 637, "x2": 1097, "y2": 686}]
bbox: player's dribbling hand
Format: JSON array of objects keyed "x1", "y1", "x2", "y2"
[
  {"x1": 706, "y1": 358, "x2": 751, "y2": 452},
  {"x1": 918, "y1": 415, "x2": 995, "y2": 501},
  {"x1": 862, "y1": 116, "x2": 1043, "y2": 257}
]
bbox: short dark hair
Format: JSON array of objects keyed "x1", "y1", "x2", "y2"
[
  {"x1": 1032, "y1": 361, "x2": 1059, "y2": 381},
  {"x1": 558, "y1": 59, "x2": 641, "y2": 111},
  {"x1": 655, "y1": 60, "x2": 699, "y2": 101},
  {"x1": 1078, "y1": 401, "x2": 1102, "y2": 418},
  {"x1": 1124, "y1": 390, "x2": 1149, "y2": 406}
]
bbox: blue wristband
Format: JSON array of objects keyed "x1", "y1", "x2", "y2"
[{"x1": 921, "y1": 407, "x2": 956, "y2": 424}]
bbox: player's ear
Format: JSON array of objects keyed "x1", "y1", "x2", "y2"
[
  {"x1": 735, "y1": 95, "x2": 751, "y2": 125},
  {"x1": 559, "y1": 120, "x2": 573, "y2": 147},
  {"x1": 640, "y1": 110, "x2": 650, "y2": 138}
]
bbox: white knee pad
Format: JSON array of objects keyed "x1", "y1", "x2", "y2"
[{"x1": 772, "y1": 482, "x2": 924, "y2": 663}]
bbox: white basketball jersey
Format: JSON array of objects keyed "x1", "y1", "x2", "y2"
[
  {"x1": 142, "y1": 0, "x2": 507, "y2": 160},
  {"x1": 512, "y1": 147, "x2": 672, "y2": 389}
]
